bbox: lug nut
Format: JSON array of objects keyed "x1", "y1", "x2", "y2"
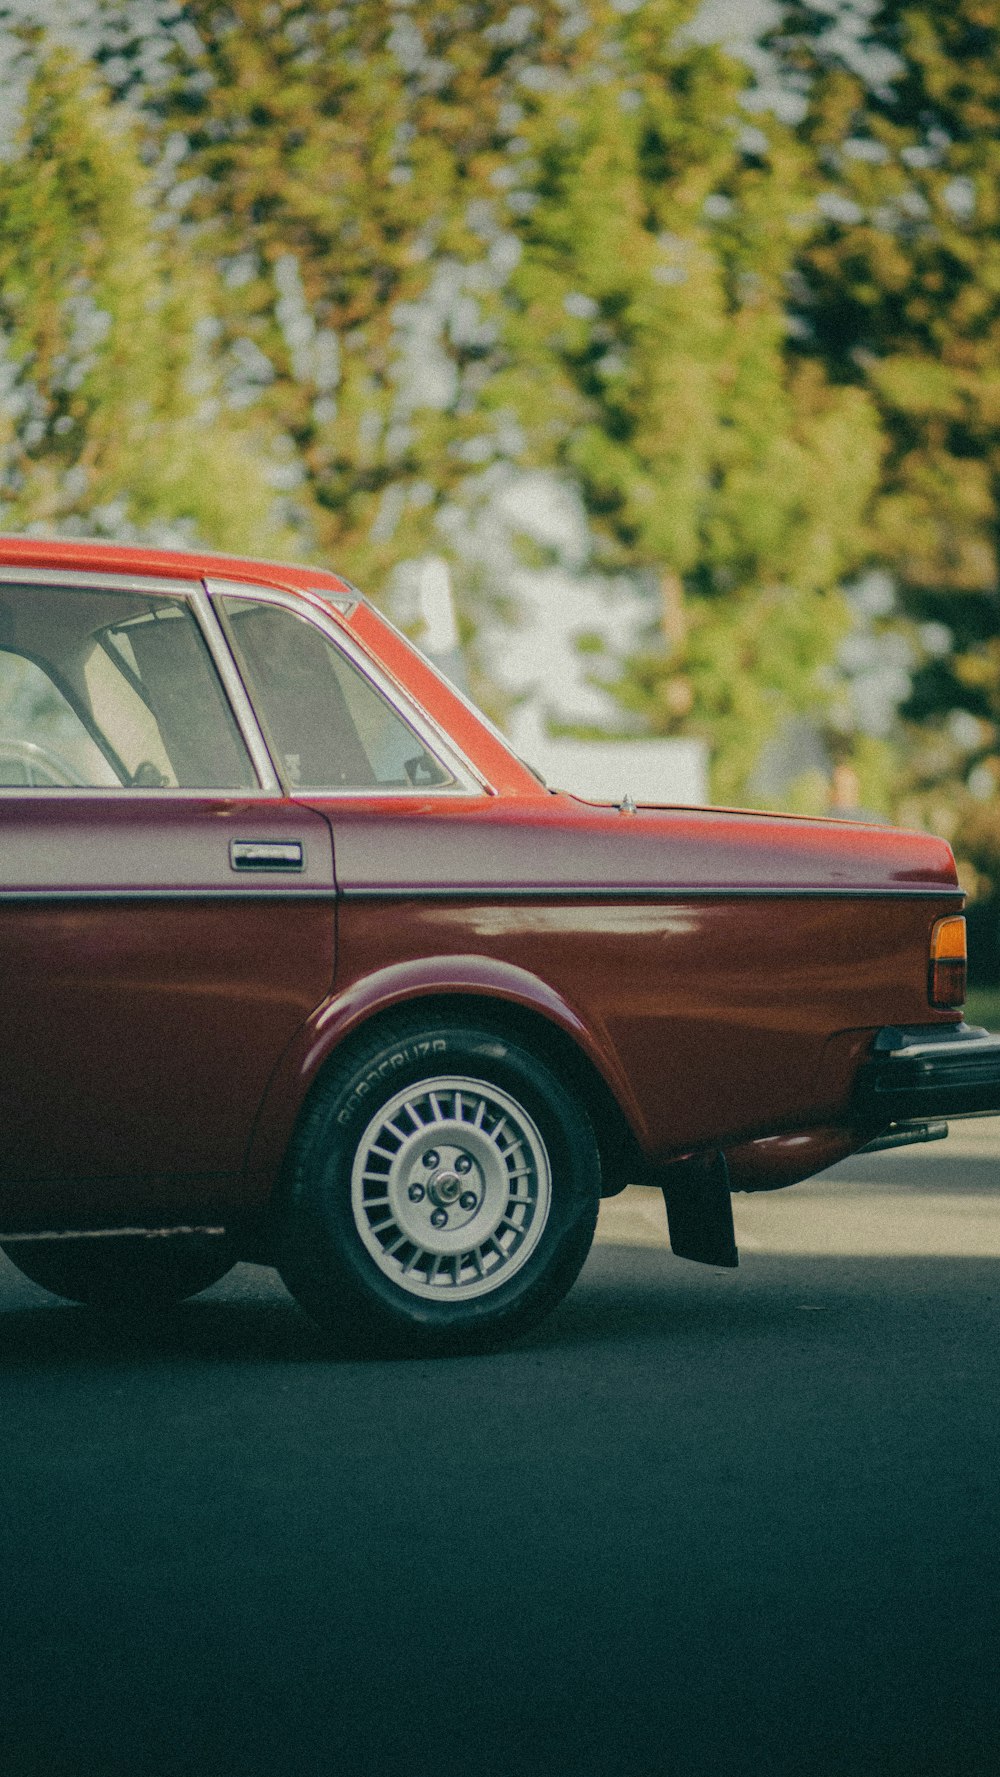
[
  {"x1": 408, "y1": 1183, "x2": 425, "y2": 1203},
  {"x1": 459, "y1": 1192, "x2": 477, "y2": 1212},
  {"x1": 430, "y1": 1208, "x2": 448, "y2": 1230},
  {"x1": 455, "y1": 1154, "x2": 473, "y2": 1175},
  {"x1": 423, "y1": 1150, "x2": 440, "y2": 1169}
]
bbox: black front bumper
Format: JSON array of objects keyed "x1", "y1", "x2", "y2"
[{"x1": 857, "y1": 1022, "x2": 1000, "y2": 1125}]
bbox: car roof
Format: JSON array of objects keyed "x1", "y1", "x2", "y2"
[{"x1": 0, "y1": 533, "x2": 357, "y2": 598}]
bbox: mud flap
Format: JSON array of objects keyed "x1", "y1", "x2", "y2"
[{"x1": 660, "y1": 1151, "x2": 738, "y2": 1269}]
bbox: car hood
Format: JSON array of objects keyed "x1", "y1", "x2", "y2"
[{"x1": 315, "y1": 794, "x2": 959, "y2": 897}]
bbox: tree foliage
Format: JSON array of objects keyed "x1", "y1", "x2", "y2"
[
  {"x1": 771, "y1": 0, "x2": 1000, "y2": 860},
  {"x1": 0, "y1": 47, "x2": 295, "y2": 553},
  {"x1": 485, "y1": 3, "x2": 881, "y2": 798}
]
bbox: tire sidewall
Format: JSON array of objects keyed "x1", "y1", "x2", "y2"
[{"x1": 280, "y1": 1022, "x2": 600, "y2": 1350}]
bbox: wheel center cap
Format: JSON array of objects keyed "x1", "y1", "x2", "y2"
[{"x1": 429, "y1": 1170, "x2": 462, "y2": 1205}]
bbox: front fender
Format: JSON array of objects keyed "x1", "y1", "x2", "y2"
[{"x1": 242, "y1": 953, "x2": 646, "y2": 1199}]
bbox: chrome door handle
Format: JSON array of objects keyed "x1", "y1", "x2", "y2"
[{"x1": 230, "y1": 840, "x2": 304, "y2": 872}]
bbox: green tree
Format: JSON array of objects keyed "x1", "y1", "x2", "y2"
[
  {"x1": 137, "y1": 0, "x2": 580, "y2": 584},
  {"x1": 0, "y1": 46, "x2": 294, "y2": 553},
  {"x1": 494, "y1": 1, "x2": 880, "y2": 799},
  {"x1": 771, "y1": 0, "x2": 1000, "y2": 857}
]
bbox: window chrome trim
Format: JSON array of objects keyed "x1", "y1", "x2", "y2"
[
  {"x1": 373, "y1": 603, "x2": 530, "y2": 781},
  {"x1": 0, "y1": 565, "x2": 204, "y2": 597},
  {"x1": 204, "y1": 577, "x2": 486, "y2": 796},
  {"x1": 188, "y1": 584, "x2": 281, "y2": 792},
  {"x1": 0, "y1": 786, "x2": 294, "y2": 801}
]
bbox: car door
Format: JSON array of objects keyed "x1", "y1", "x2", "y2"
[
  {"x1": 0, "y1": 570, "x2": 335, "y2": 1229},
  {"x1": 208, "y1": 577, "x2": 485, "y2": 981}
]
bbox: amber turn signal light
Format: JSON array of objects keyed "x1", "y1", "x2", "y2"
[{"x1": 929, "y1": 915, "x2": 967, "y2": 1009}]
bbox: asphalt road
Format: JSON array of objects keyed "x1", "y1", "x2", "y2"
[{"x1": 2, "y1": 1124, "x2": 999, "y2": 1777}]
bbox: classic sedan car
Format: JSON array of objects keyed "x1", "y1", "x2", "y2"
[{"x1": 2, "y1": 535, "x2": 1000, "y2": 1353}]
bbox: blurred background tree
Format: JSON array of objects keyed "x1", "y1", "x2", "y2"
[
  {"x1": 770, "y1": 0, "x2": 1000, "y2": 950},
  {"x1": 0, "y1": 46, "x2": 297, "y2": 554},
  {"x1": 501, "y1": 0, "x2": 881, "y2": 802}
]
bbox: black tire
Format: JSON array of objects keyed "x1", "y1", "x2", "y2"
[
  {"x1": 275, "y1": 1015, "x2": 602, "y2": 1355},
  {"x1": 1, "y1": 1235, "x2": 237, "y2": 1309}
]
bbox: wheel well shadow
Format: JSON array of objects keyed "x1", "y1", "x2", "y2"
[{"x1": 306, "y1": 991, "x2": 642, "y2": 1199}]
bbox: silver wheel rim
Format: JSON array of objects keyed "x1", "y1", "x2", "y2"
[{"x1": 350, "y1": 1074, "x2": 552, "y2": 1302}]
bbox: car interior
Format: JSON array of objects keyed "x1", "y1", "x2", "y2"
[{"x1": 0, "y1": 581, "x2": 451, "y2": 792}]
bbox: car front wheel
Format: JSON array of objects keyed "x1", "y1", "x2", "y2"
[{"x1": 276, "y1": 1016, "x2": 602, "y2": 1354}]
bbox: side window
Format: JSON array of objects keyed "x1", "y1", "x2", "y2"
[
  {"x1": 0, "y1": 582, "x2": 257, "y2": 790},
  {"x1": 218, "y1": 596, "x2": 453, "y2": 791},
  {"x1": 0, "y1": 652, "x2": 117, "y2": 786}
]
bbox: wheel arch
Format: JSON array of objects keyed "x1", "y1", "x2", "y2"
[{"x1": 245, "y1": 962, "x2": 647, "y2": 1204}]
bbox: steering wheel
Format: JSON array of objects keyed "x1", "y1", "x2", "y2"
[{"x1": 0, "y1": 738, "x2": 90, "y2": 788}]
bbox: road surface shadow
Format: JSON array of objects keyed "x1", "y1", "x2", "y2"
[
  {"x1": 0, "y1": 1261, "x2": 330, "y2": 1367},
  {"x1": 0, "y1": 1246, "x2": 821, "y2": 1369},
  {"x1": 2, "y1": 1242, "x2": 998, "y2": 1371}
]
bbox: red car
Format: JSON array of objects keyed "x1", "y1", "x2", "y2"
[{"x1": 2, "y1": 536, "x2": 998, "y2": 1353}]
